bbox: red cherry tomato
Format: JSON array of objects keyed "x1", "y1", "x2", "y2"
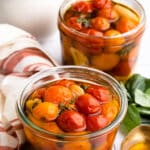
[
  {"x1": 55, "y1": 79, "x2": 75, "y2": 88},
  {"x1": 91, "y1": 17, "x2": 110, "y2": 31},
  {"x1": 44, "y1": 85, "x2": 73, "y2": 104},
  {"x1": 57, "y1": 110, "x2": 86, "y2": 132},
  {"x1": 66, "y1": 17, "x2": 82, "y2": 31},
  {"x1": 75, "y1": 93, "x2": 101, "y2": 115},
  {"x1": 82, "y1": 29, "x2": 103, "y2": 37},
  {"x1": 86, "y1": 85, "x2": 112, "y2": 102},
  {"x1": 86, "y1": 115, "x2": 109, "y2": 132},
  {"x1": 72, "y1": 1, "x2": 93, "y2": 13},
  {"x1": 93, "y1": 0, "x2": 107, "y2": 9}
]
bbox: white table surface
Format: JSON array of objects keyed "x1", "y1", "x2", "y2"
[{"x1": 41, "y1": 1, "x2": 150, "y2": 149}]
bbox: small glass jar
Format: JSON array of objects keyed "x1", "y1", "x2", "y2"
[
  {"x1": 17, "y1": 66, "x2": 127, "y2": 150},
  {"x1": 58, "y1": 0, "x2": 146, "y2": 81}
]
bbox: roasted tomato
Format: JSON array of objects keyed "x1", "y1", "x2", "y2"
[
  {"x1": 75, "y1": 93, "x2": 101, "y2": 115},
  {"x1": 86, "y1": 85, "x2": 112, "y2": 102},
  {"x1": 32, "y1": 102, "x2": 59, "y2": 121},
  {"x1": 82, "y1": 29, "x2": 103, "y2": 37},
  {"x1": 30, "y1": 87, "x2": 46, "y2": 99},
  {"x1": 55, "y1": 79, "x2": 75, "y2": 88},
  {"x1": 91, "y1": 17, "x2": 110, "y2": 31},
  {"x1": 101, "y1": 99, "x2": 119, "y2": 122},
  {"x1": 44, "y1": 85, "x2": 73, "y2": 104},
  {"x1": 72, "y1": 1, "x2": 93, "y2": 13},
  {"x1": 93, "y1": 0, "x2": 107, "y2": 9},
  {"x1": 66, "y1": 17, "x2": 82, "y2": 31},
  {"x1": 86, "y1": 115, "x2": 109, "y2": 132},
  {"x1": 57, "y1": 110, "x2": 86, "y2": 132},
  {"x1": 98, "y1": 8, "x2": 119, "y2": 22},
  {"x1": 116, "y1": 17, "x2": 137, "y2": 33}
]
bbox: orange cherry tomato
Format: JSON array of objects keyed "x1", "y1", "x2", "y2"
[
  {"x1": 91, "y1": 17, "x2": 110, "y2": 31},
  {"x1": 104, "y1": 29, "x2": 125, "y2": 53},
  {"x1": 57, "y1": 110, "x2": 86, "y2": 132},
  {"x1": 86, "y1": 85, "x2": 112, "y2": 102},
  {"x1": 66, "y1": 17, "x2": 82, "y2": 31},
  {"x1": 93, "y1": 0, "x2": 107, "y2": 9},
  {"x1": 30, "y1": 87, "x2": 46, "y2": 99},
  {"x1": 101, "y1": 99, "x2": 119, "y2": 122},
  {"x1": 72, "y1": 1, "x2": 93, "y2": 13},
  {"x1": 75, "y1": 93, "x2": 101, "y2": 115},
  {"x1": 116, "y1": 17, "x2": 137, "y2": 33},
  {"x1": 55, "y1": 79, "x2": 75, "y2": 88},
  {"x1": 32, "y1": 102, "x2": 59, "y2": 121},
  {"x1": 98, "y1": 8, "x2": 119, "y2": 23},
  {"x1": 86, "y1": 115, "x2": 109, "y2": 132},
  {"x1": 44, "y1": 85, "x2": 73, "y2": 104}
]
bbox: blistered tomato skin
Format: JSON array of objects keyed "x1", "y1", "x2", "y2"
[
  {"x1": 91, "y1": 17, "x2": 110, "y2": 31},
  {"x1": 93, "y1": 0, "x2": 107, "y2": 9},
  {"x1": 82, "y1": 29, "x2": 103, "y2": 37},
  {"x1": 32, "y1": 102, "x2": 59, "y2": 121},
  {"x1": 55, "y1": 79, "x2": 75, "y2": 88},
  {"x1": 75, "y1": 93, "x2": 101, "y2": 115},
  {"x1": 86, "y1": 85, "x2": 112, "y2": 102},
  {"x1": 66, "y1": 17, "x2": 82, "y2": 31},
  {"x1": 57, "y1": 110, "x2": 86, "y2": 132},
  {"x1": 72, "y1": 1, "x2": 93, "y2": 13},
  {"x1": 86, "y1": 115, "x2": 109, "y2": 132},
  {"x1": 44, "y1": 85, "x2": 73, "y2": 104}
]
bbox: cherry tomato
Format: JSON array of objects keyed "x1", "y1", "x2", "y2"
[
  {"x1": 98, "y1": 8, "x2": 119, "y2": 23},
  {"x1": 55, "y1": 79, "x2": 75, "y2": 88},
  {"x1": 75, "y1": 93, "x2": 101, "y2": 115},
  {"x1": 44, "y1": 85, "x2": 73, "y2": 104},
  {"x1": 93, "y1": 0, "x2": 107, "y2": 9},
  {"x1": 86, "y1": 115, "x2": 109, "y2": 132},
  {"x1": 91, "y1": 17, "x2": 110, "y2": 31},
  {"x1": 72, "y1": 1, "x2": 93, "y2": 13},
  {"x1": 103, "y1": 0, "x2": 112, "y2": 9},
  {"x1": 104, "y1": 29, "x2": 125, "y2": 53},
  {"x1": 112, "y1": 59, "x2": 135, "y2": 76},
  {"x1": 101, "y1": 99, "x2": 119, "y2": 122},
  {"x1": 66, "y1": 17, "x2": 82, "y2": 31},
  {"x1": 32, "y1": 102, "x2": 59, "y2": 121},
  {"x1": 86, "y1": 85, "x2": 112, "y2": 102},
  {"x1": 116, "y1": 17, "x2": 137, "y2": 33},
  {"x1": 30, "y1": 87, "x2": 46, "y2": 99},
  {"x1": 57, "y1": 110, "x2": 86, "y2": 132},
  {"x1": 82, "y1": 29, "x2": 103, "y2": 37}
]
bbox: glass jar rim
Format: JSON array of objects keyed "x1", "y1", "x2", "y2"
[
  {"x1": 16, "y1": 66, "x2": 127, "y2": 140},
  {"x1": 58, "y1": 0, "x2": 146, "y2": 39}
]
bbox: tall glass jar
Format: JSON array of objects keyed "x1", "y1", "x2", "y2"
[
  {"x1": 58, "y1": 0, "x2": 146, "y2": 81},
  {"x1": 17, "y1": 66, "x2": 127, "y2": 150}
]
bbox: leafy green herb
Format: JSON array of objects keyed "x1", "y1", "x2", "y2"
[
  {"x1": 118, "y1": 43, "x2": 135, "y2": 56},
  {"x1": 77, "y1": 17, "x2": 90, "y2": 28},
  {"x1": 121, "y1": 104, "x2": 141, "y2": 133},
  {"x1": 125, "y1": 74, "x2": 146, "y2": 98},
  {"x1": 121, "y1": 74, "x2": 150, "y2": 133},
  {"x1": 134, "y1": 89, "x2": 150, "y2": 108},
  {"x1": 136, "y1": 106, "x2": 150, "y2": 116}
]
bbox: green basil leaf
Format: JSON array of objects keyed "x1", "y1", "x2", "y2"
[
  {"x1": 125, "y1": 74, "x2": 146, "y2": 98},
  {"x1": 134, "y1": 89, "x2": 150, "y2": 108},
  {"x1": 137, "y1": 106, "x2": 150, "y2": 115},
  {"x1": 145, "y1": 88, "x2": 150, "y2": 95},
  {"x1": 121, "y1": 104, "x2": 141, "y2": 133},
  {"x1": 145, "y1": 79, "x2": 150, "y2": 90}
]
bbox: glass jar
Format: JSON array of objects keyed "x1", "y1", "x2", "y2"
[
  {"x1": 17, "y1": 66, "x2": 127, "y2": 150},
  {"x1": 58, "y1": 0, "x2": 146, "y2": 81}
]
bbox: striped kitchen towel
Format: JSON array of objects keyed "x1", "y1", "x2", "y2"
[{"x1": 0, "y1": 24, "x2": 58, "y2": 150}]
